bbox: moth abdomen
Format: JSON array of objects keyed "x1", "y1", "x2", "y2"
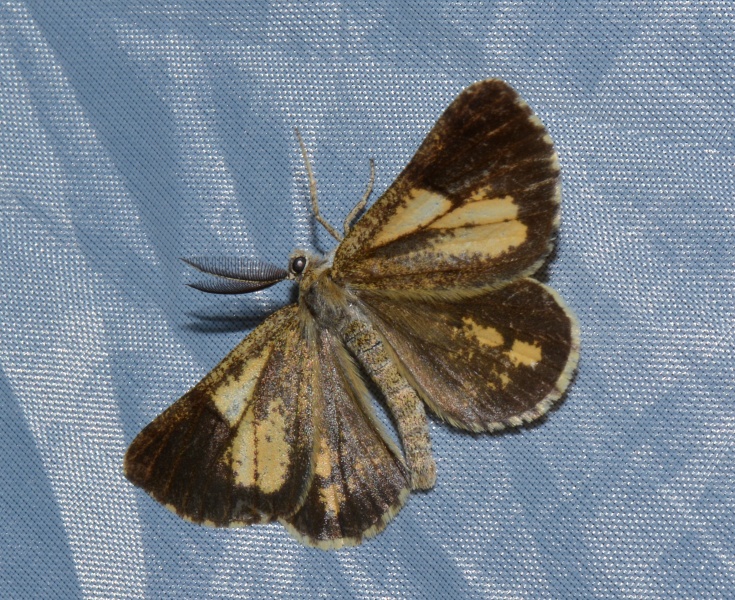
[{"x1": 341, "y1": 318, "x2": 436, "y2": 490}]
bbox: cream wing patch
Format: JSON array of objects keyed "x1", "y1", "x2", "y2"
[
  {"x1": 462, "y1": 317, "x2": 504, "y2": 348},
  {"x1": 232, "y1": 396, "x2": 291, "y2": 493},
  {"x1": 314, "y1": 435, "x2": 333, "y2": 479},
  {"x1": 211, "y1": 348, "x2": 271, "y2": 425},
  {"x1": 371, "y1": 188, "x2": 452, "y2": 247},
  {"x1": 507, "y1": 340, "x2": 543, "y2": 367},
  {"x1": 428, "y1": 219, "x2": 527, "y2": 258},
  {"x1": 427, "y1": 195, "x2": 518, "y2": 229},
  {"x1": 319, "y1": 483, "x2": 343, "y2": 517}
]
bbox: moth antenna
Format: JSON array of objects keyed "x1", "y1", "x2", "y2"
[
  {"x1": 295, "y1": 128, "x2": 343, "y2": 242},
  {"x1": 344, "y1": 157, "x2": 375, "y2": 236},
  {"x1": 181, "y1": 257, "x2": 287, "y2": 294}
]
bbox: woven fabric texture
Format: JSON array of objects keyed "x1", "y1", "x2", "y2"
[{"x1": 1, "y1": 2, "x2": 733, "y2": 599}]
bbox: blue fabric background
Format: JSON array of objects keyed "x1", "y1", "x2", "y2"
[{"x1": 1, "y1": 1, "x2": 733, "y2": 598}]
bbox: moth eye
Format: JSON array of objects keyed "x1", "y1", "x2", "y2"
[{"x1": 291, "y1": 256, "x2": 307, "y2": 275}]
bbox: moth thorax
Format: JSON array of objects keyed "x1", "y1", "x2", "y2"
[{"x1": 301, "y1": 269, "x2": 352, "y2": 332}]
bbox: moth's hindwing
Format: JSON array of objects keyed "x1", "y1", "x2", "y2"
[
  {"x1": 332, "y1": 79, "x2": 561, "y2": 295},
  {"x1": 124, "y1": 305, "x2": 315, "y2": 526},
  {"x1": 282, "y1": 328, "x2": 411, "y2": 549},
  {"x1": 358, "y1": 278, "x2": 580, "y2": 432}
]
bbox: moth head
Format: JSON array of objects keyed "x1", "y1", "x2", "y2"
[
  {"x1": 287, "y1": 250, "x2": 309, "y2": 280},
  {"x1": 288, "y1": 249, "x2": 330, "y2": 286}
]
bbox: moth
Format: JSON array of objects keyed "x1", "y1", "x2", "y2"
[{"x1": 124, "y1": 79, "x2": 580, "y2": 549}]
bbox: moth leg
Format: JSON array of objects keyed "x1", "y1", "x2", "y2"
[
  {"x1": 294, "y1": 128, "x2": 343, "y2": 242},
  {"x1": 343, "y1": 158, "x2": 375, "y2": 236},
  {"x1": 342, "y1": 319, "x2": 436, "y2": 490}
]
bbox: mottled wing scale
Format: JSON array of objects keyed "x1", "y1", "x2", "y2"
[
  {"x1": 332, "y1": 79, "x2": 560, "y2": 294},
  {"x1": 358, "y1": 278, "x2": 580, "y2": 432},
  {"x1": 282, "y1": 328, "x2": 410, "y2": 548},
  {"x1": 124, "y1": 305, "x2": 315, "y2": 525}
]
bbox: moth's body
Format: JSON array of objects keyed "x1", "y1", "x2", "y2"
[
  {"x1": 125, "y1": 79, "x2": 580, "y2": 549},
  {"x1": 296, "y1": 248, "x2": 437, "y2": 490},
  {"x1": 296, "y1": 249, "x2": 351, "y2": 335}
]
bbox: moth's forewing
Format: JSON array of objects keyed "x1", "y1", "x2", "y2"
[
  {"x1": 125, "y1": 303, "x2": 411, "y2": 546},
  {"x1": 282, "y1": 328, "x2": 410, "y2": 549},
  {"x1": 332, "y1": 79, "x2": 560, "y2": 294},
  {"x1": 124, "y1": 305, "x2": 315, "y2": 525},
  {"x1": 358, "y1": 278, "x2": 580, "y2": 432},
  {"x1": 331, "y1": 79, "x2": 579, "y2": 433}
]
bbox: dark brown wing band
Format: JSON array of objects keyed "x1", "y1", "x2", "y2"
[{"x1": 124, "y1": 305, "x2": 314, "y2": 526}]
